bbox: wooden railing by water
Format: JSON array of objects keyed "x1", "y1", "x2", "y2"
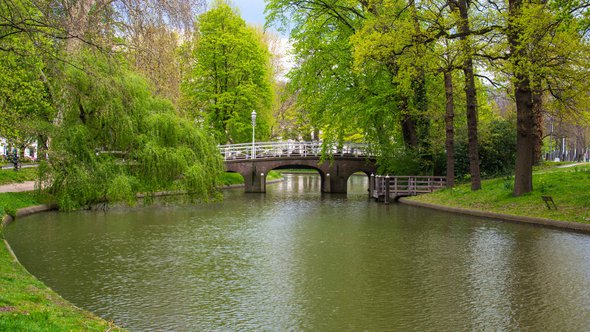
[{"x1": 370, "y1": 175, "x2": 446, "y2": 203}]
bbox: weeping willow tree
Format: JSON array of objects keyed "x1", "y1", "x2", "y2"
[{"x1": 39, "y1": 51, "x2": 223, "y2": 211}]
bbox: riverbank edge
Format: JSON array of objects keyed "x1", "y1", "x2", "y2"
[
  {"x1": 0, "y1": 178, "x2": 285, "y2": 329},
  {"x1": 399, "y1": 197, "x2": 590, "y2": 234},
  {"x1": 0, "y1": 204, "x2": 123, "y2": 331}
]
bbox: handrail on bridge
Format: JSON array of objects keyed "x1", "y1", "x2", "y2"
[{"x1": 218, "y1": 141, "x2": 373, "y2": 161}]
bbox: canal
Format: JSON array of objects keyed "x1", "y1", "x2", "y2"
[{"x1": 5, "y1": 174, "x2": 590, "y2": 330}]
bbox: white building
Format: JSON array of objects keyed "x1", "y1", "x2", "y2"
[{"x1": 0, "y1": 137, "x2": 38, "y2": 161}]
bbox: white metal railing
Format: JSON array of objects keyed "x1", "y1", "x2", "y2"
[{"x1": 218, "y1": 141, "x2": 372, "y2": 161}]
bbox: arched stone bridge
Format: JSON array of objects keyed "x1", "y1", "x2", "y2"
[{"x1": 220, "y1": 141, "x2": 378, "y2": 193}]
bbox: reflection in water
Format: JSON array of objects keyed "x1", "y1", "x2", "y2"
[{"x1": 5, "y1": 174, "x2": 590, "y2": 331}]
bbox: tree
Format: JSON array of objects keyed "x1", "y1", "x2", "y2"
[
  {"x1": 448, "y1": 0, "x2": 483, "y2": 190},
  {"x1": 183, "y1": 1, "x2": 273, "y2": 144},
  {"x1": 0, "y1": 1, "x2": 54, "y2": 155},
  {"x1": 266, "y1": 0, "x2": 429, "y2": 160},
  {"x1": 41, "y1": 51, "x2": 224, "y2": 211},
  {"x1": 504, "y1": 0, "x2": 590, "y2": 195}
]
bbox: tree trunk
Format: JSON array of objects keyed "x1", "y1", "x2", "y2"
[
  {"x1": 509, "y1": 0, "x2": 535, "y2": 196},
  {"x1": 444, "y1": 70, "x2": 455, "y2": 187},
  {"x1": 37, "y1": 135, "x2": 49, "y2": 161},
  {"x1": 401, "y1": 110, "x2": 419, "y2": 148},
  {"x1": 65, "y1": 0, "x2": 95, "y2": 52},
  {"x1": 513, "y1": 78, "x2": 535, "y2": 195},
  {"x1": 456, "y1": 0, "x2": 481, "y2": 190},
  {"x1": 533, "y1": 91, "x2": 543, "y2": 165}
]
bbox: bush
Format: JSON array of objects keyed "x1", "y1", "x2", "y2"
[{"x1": 455, "y1": 119, "x2": 516, "y2": 179}]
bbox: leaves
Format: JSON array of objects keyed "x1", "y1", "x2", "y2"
[
  {"x1": 42, "y1": 51, "x2": 223, "y2": 211},
  {"x1": 182, "y1": 2, "x2": 274, "y2": 144}
]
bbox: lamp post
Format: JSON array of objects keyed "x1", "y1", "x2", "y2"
[{"x1": 251, "y1": 110, "x2": 257, "y2": 159}]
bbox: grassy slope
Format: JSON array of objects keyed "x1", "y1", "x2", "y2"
[
  {"x1": 0, "y1": 245, "x2": 121, "y2": 331},
  {"x1": 409, "y1": 164, "x2": 590, "y2": 223},
  {"x1": 0, "y1": 191, "x2": 124, "y2": 331}
]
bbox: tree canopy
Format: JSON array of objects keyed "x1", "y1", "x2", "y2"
[
  {"x1": 182, "y1": 1, "x2": 274, "y2": 144},
  {"x1": 266, "y1": 0, "x2": 590, "y2": 193}
]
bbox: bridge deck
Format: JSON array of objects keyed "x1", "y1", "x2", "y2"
[
  {"x1": 370, "y1": 175, "x2": 446, "y2": 203},
  {"x1": 219, "y1": 141, "x2": 372, "y2": 160}
]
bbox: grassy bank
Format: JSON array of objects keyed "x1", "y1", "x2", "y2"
[
  {"x1": 408, "y1": 164, "x2": 590, "y2": 224},
  {"x1": 0, "y1": 242, "x2": 122, "y2": 331},
  {"x1": 0, "y1": 192, "x2": 124, "y2": 331},
  {"x1": 0, "y1": 168, "x2": 38, "y2": 185},
  {"x1": 0, "y1": 185, "x2": 124, "y2": 330},
  {"x1": 221, "y1": 170, "x2": 283, "y2": 186}
]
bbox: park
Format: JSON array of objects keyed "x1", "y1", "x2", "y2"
[{"x1": 1, "y1": 0, "x2": 590, "y2": 330}]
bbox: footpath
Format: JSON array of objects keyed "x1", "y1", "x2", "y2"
[{"x1": 0, "y1": 181, "x2": 36, "y2": 193}]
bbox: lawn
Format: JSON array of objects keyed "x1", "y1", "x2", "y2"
[
  {"x1": 0, "y1": 237, "x2": 123, "y2": 331},
  {"x1": 0, "y1": 168, "x2": 38, "y2": 186},
  {"x1": 409, "y1": 164, "x2": 590, "y2": 223},
  {"x1": 0, "y1": 190, "x2": 125, "y2": 331}
]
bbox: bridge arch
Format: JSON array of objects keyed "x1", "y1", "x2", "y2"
[{"x1": 224, "y1": 157, "x2": 377, "y2": 193}]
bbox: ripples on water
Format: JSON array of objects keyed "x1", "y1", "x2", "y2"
[{"x1": 5, "y1": 174, "x2": 590, "y2": 331}]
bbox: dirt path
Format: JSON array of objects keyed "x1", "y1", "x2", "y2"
[{"x1": 0, "y1": 181, "x2": 36, "y2": 193}]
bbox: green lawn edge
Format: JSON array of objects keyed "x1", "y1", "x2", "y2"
[
  {"x1": 407, "y1": 164, "x2": 590, "y2": 225},
  {"x1": 0, "y1": 201, "x2": 125, "y2": 331}
]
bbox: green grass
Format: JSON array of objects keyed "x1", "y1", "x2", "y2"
[
  {"x1": 0, "y1": 168, "x2": 38, "y2": 185},
  {"x1": 409, "y1": 165, "x2": 590, "y2": 223},
  {"x1": 0, "y1": 192, "x2": 47, "y2": 218},
  {"x1": 0, "y1": 239, "x2": 123, "y2": 331},
  {"x1": 222, "y1": 170, "x2": 283, "y2": 186},
  {"x1": 0, "y1": 190, "x2": 125, "y2": 331}
]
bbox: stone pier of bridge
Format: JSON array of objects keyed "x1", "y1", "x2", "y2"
[{"x1": 224, "y1": 157, "x2": 377, "y2": 194}]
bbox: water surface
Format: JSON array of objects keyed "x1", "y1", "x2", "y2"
[{"x1": 5, "y1": 174, "x2": 590, "y2": 330}]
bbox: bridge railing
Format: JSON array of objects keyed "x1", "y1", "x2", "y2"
[
  {"x1": 219, "y1": 141, "x2": 372, "y2": 160},
  {"x1": 371, "y1": 175, "x2": 446, "y2": 203}
]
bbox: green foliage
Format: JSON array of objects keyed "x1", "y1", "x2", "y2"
[
  {"x1": 42, "y1": 51, "x2": 224, "y2": 211},
  {"x1": 182, "y1": 1, "x2": 273, "y2": 144},
  {"x1": 455, "y1": 119, "x2": 517, "y2": 179},
  {"x1": 221, "y1": 170, "x2": 282, "y2": 186},
  {"x1": 0, "y1": 32, "x2": 53, "y2": 145}
]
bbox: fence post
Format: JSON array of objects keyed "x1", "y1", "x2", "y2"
[
  {"x1": 369, "y1": 173, "x2": 374, "y2": 198},
  {"x1": 385, "y1": 175, "x2": 390, "y2": 204}
]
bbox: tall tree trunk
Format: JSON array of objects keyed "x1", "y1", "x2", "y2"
[
  {"x1": 510, "y1": 0, "x2": 535, "y2": 196},
  {"x1": 396, "y1": 0, "x2": 430, "y2": 157},
  {"x1": 513, "y1": 78, "x2": 535, "y2": 195},
  {"x1": 401, "y1": 107, "x2": 419, "y2": 148},
  {"x1": 444, "y1": 70, "x2": 455, "y2": 187},
  {"x1": 456, "y1": 0, "x2": 481, "y2": 190},
  {"x1": 37, "y1": 135, "x2": 49, "y2": 161},
  {"x1": 532, "y1": 91, "x2": 543, "y2": 165}
]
